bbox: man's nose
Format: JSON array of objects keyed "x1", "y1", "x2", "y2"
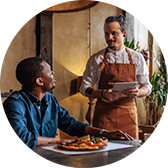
[{"x1": 109, "y1": 33, "x2": 114, "y2": 39}]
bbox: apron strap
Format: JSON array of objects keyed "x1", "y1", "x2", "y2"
[
  {"x1": 125, "y1": 47, "x2": 134, "y2": 65},
  {"x1": 99, "y1": 47, "x2": 108, "y2": 72}
]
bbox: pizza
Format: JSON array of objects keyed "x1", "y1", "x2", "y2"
[{"x1": 56, "y1": 135, "x2": 108, "y2": 151}]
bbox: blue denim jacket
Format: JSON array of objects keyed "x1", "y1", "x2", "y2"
[{"x1": 3, "y1": 89, "x2": 89, "y2": 148}]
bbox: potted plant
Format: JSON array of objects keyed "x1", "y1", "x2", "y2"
[
  {"x1": 125, "y1": 38, "x2": 168, "y2": 125},
  {"x1": 145, "y1": 59, "x2": 168, "y2": 125}
]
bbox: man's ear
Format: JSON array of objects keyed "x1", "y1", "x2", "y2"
[
  {"x1": 123, "y1": 29, "x2": 127, "y2": 37},
  {"x1": 35, "y1": 78, "x2": 44, "y2": 86}
]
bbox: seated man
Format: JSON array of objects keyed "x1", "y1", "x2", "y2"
[{"x1": 3, "y1": 57, "x2": 133, "y2": 148}]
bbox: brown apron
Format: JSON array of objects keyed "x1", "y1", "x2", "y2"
[{"x1": 92, "y1": 47, "x2": 139, "y2": 139}]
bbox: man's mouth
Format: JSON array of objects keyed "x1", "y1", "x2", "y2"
[{"x1": 107, "y1": 40, "x2": 116, "y2": 43}]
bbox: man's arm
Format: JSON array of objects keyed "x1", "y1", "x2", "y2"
[
  {"x1": 137, "y1": 86, "x2": 150, "y2": 97},
  {"x1": 85, "y1": 85, "x2": 150, "y2": 100},
  {"x1": 37, "y1": 125, "x2": 134, "y2": 145},
  {"x1": 37, "y1": 136, "x2": 74, "y2": 146},
  {"x1": 84, "y1": 126, "x2": 133, "y2": 140},
  {"x1": 3, "y1": 98, "x2": 38, "y2": 148}
]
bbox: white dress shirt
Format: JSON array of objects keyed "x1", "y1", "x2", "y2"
[{"x1": 80, "y1": 46, "x2": 152, "y2": 96}]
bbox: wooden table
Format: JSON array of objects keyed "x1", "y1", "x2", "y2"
[{"x1": 32, "y1": 140, "x2": 141, "y2": 167}]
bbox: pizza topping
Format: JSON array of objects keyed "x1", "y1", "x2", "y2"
[
  {"x1": 90, "y1": 136, "x2": 102, "y2": 143},
  {"x1": 57, "y1": 135, "x2": 108, "y2": 150}
]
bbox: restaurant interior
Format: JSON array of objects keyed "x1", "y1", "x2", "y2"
[{"x1": 0, "y1": 0, "x2": 166, "y2": 142}]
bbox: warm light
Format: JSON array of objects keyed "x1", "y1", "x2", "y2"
[{"x1": 55, "y1": 56, "x2": 88, "y2": 76}]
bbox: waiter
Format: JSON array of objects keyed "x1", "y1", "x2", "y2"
[{"x1": 80, "y1": 15, "x2": 152, "y2": 139}]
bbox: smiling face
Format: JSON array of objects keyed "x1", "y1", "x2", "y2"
[
  {"x1": 39, "y1": 61, "x2": 56, "y2": 92},
  {"x1": 104, "y1": 21, "x2": 127, "y2": 50}
]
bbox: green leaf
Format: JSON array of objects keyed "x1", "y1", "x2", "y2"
[{"x1": 129, "y1": 38, "x2": 135, "y2": 48}]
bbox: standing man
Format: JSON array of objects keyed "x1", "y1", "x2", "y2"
[
  {"x1": 80, "y1": 15, "x2": 152, "y2": 139},
  {"x1": 3, "y1": 57, "x2": 133, "y2": 148}
]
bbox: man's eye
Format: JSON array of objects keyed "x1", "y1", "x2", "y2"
[
  {"x1": 112, "y1": 32, "x2": 116, "y2": 35},
  {"x1": 105, "y1": 32, "x2": 109, "y2": 36}
]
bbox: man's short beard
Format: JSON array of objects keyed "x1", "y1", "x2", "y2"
[{"x1": 108, "y1": 45, "x2": 116, "y2": 49}]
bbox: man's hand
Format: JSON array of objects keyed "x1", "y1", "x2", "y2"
[
  {"x1": 50, "y1": 138, "x2": 75, "y2": 144},
  {"x1": 122, "y1": 86, "x2": 139, "y2": 98},
  {"x1": 102, "y1": 89, "x2": 122, "y2": 101},
  {"x1": 85, "y1": 126, "x2": 134, "y2": 141},
  {"x1": 106, "y1": 130, "x2": 134, "y2": 141},
  {"x1": 37, "y1": 136, "x2": 75, "y2": 146}
]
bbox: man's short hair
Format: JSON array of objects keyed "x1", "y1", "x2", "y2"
[
  {"x1": 16, "y1": 57, "x2": 45, "y2": 88},
  {"x1": 104, "y1": 14, "x2": 126, "y2": 32}
]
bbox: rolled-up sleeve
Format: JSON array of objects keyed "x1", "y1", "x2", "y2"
[
  {"x1": 3, "y1": 99, "x2": 38, "y2": 148},
  {"x1": 80, "y1": 54, "x2": 101, "y2": 96},
  {"x1": 135, "y1": 53, "x2": 152, "y2": 95}
]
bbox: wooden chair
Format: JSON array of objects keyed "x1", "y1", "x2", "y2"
[{"x1": 138, "y1": 124, "x2": 155, "y2": 140}]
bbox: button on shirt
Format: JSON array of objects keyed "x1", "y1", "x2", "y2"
[
  {"x1": 80, "y1": 46, "x2": 152, "y2": 96},
  {"x1": 3, "y1": 89, "x2": 89, "y2": 148}
]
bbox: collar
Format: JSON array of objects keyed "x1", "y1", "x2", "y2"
[
  {"x1": 21, "y1": 88, "x2": 47, "y2": 105},
  {"x1": 108, "y1": 46, "x2": 126, "y2": 55}
]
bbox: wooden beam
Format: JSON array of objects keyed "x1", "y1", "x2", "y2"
[
  {"x1": 36, "y1": 14, "x2": 40, "y2": 57},
  {"x1": 36, "y1": 12, "x2": 53, "y2": 69},
  {"x1": 148, "y1": 31, "x2": 153, "y2": 79}
]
